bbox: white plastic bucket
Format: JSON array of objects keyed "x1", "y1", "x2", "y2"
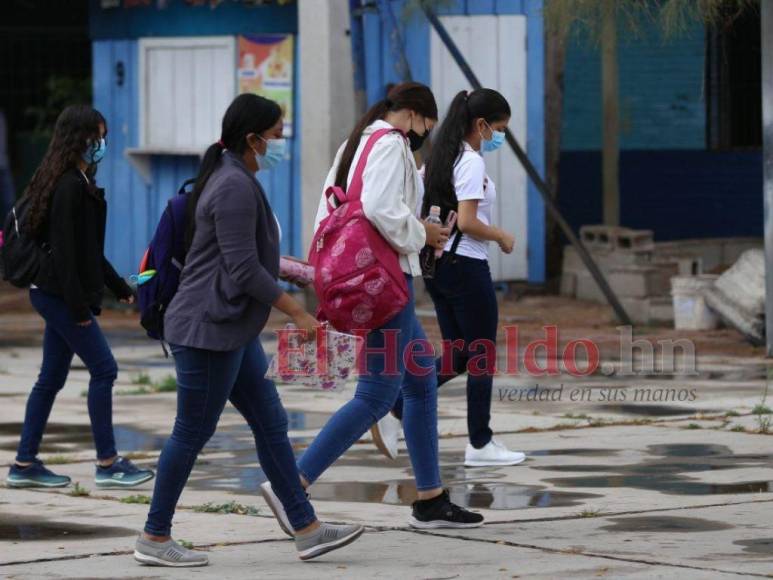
[{"x1": 671, "y1": 275, "x2": 719, "y2": 330}]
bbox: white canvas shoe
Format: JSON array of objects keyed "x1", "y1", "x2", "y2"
[
  {"x1": 370, "y1": 413, "x2": 401, "y2": 460},
  {"x1": 464, "y1": 439, "x2": 526, "y2": 467}
]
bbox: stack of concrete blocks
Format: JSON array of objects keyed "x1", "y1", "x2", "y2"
[{"x1": 561, "y1": 226, "x2": 683, "y2": 324}]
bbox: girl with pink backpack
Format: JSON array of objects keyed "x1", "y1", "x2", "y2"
[{"x1": 260, "y1": 82, "x2": 485, "y2": 530}]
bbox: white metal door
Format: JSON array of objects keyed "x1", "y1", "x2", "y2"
[{"x1": 430, "y1": 15, "x2": 528, "y2": 281}]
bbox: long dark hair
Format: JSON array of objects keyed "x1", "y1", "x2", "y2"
[
  {"x1": 334, "y1": 82, "x2": 438, "y2": 189},
  {"x1": 185, "y1": 93, "x2": 282, "y2": 249},
  {"x1": 25, "y1": 105, "x2": 106, "y2": 237},
  {"x1": 422, "y1": 89, "x2": 510, "y2": 219}
]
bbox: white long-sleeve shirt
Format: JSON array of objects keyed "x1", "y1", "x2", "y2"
[{"x1": 314, "y1": 120, "x2": 426, "y2": 276}]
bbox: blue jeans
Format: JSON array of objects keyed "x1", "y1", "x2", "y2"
[
  {"x1": 393, "y1": 255, "x2": 496, "y2": 449},
  {"x1": 298, "y1": 275, "x2": 441, "y2": 491},
  {"x1": 144, "y1": 338, "x2": 316, "y2": 536},
  {"x1": 16, "y1": 289, "x2": 118, "y2": 462}
]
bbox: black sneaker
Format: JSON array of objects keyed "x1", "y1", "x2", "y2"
[{"x1": 409, "y1": 490, "x2": 484, "y2": 529}]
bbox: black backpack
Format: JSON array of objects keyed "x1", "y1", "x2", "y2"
[{"x1": 0, "y1": 197, "x2": 52, "y2": 288}]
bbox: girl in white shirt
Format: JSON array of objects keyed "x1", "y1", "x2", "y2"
[
  {"x1": 386, "y1": 89, "x2": 526, "y2": 468},
  {"x1": 261, "y1": 83, "x2": 484, "y2": 530}
]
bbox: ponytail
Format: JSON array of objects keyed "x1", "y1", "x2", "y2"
[
  {"x1": 422, "y1": 88, "x2": 510, "y2": 220},
  {"x1": 422, "y1": 91, "x2": 470, "y2": 219},
  {"x1": 184, "y1": 141, "x2": 225, "y2": 250},
  {"x1": 334, "y1": 81, "x2": 438, "y2": 189}
]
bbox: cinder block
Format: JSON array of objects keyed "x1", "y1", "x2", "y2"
[
  {"x1": 653, "y1": 254, "x2": 702, "y2": 276},
  {"x1": 619, "y1": 297, "x2": 651, "y2": 324},
  {"x1": 562, "y1": 245, "x2": 585, "y2": 274},
  {"x1": 608, "y1": 264, "x2": 677, "y2": 298},
  {"x1": 579, "y1": 225, "x2": 655, "y2": 254},
  {"x1": 576, "y1": 271, "x2": 608, "y2": 304},
  {"x1": 648, "y1": 296, "x2": 675, "y2": 323},
  {"x1": 560, "y1": 272, "x2": 577, "y2": 297}
]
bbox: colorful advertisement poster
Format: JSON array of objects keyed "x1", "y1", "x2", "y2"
[{"x1": 238, "y1": 34, "x2": 294, "y2": 136}]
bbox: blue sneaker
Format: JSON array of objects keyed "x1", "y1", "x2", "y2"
[
  {"x1": 6, "y1": 460, "x2": 71, "y2": 488},
  {"x1": 95, "y1": 457, "x2": 155, "y2": 488}
]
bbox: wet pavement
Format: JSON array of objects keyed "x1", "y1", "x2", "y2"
[{"x1": 1, "y1": 329, "x2": 772, "y2": 578}]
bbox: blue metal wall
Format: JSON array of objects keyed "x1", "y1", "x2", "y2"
[
  {"x1": 90, "y1": 0, "x2": 300, "y2": 278},
  {"x1": 558, "y1": 19, "x2": 762, "y2": 240},
  {"x1": 356, "y1": 0, "x2": 546, "y2": 283},
  {"x1": 562, "y1": 20, "x2": 706, "y2": 150},
  {"x1": 559, "y1": 150, "x2": 763, "y2": 240}
]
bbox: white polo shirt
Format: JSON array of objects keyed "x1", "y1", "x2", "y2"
[{"x1": 444, "y1": 142, "x2": 496, "y2": 261}]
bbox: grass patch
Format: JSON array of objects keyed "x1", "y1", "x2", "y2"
[
  {"x1": 80, "y1": 389, "x2": 88, "y2": 398},
  {"x1": 730, "y1": 425, "x2": 746, "y2": 432},
  {"x1": 178, "y1": 539, "x2": 194, "y2": 549},
  {"x1": 577, "y1": 508, "x2": 602, "y2": 518},
  {"x1": 192, "y1": 501, "x2": 259, "y2": 516},
  {"x1": 70, "y1": 482, "x2": 90, "y2": 497},
  {"x1": 154, "y1": 375, "x2": 177, "y2": 392},
  {"x1": 44, "y1": 454, "x2": 77, "y2": 465},
  {"x1": 725, "y1": 410, "x2": 740, "y2": 417},
  {"x1": 131, "y1": 372, "x2": 153, "y2": 386},
  {"x1": 755, "y1": 381, "x2": 772, "y2": 433},
  {"x1": 117, "y1": 374, "x2": 177, "y2": 396},
  {"x1": 123, "y1": 451, "x2": 154, "y2": 461},
  {"x1": 685, "y1": 423, "x2": 702, "y2": 430},
  {"x1": 120, "y1": 494, "x2": 152, "y2": 504},
  {"x1": 0, "y1": 366, "x2": 9, "y2": 375},
  {"x1": 563, "y1": 413, "x2": 591, "y2": 420}
]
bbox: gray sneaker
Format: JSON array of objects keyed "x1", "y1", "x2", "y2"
[
  {"x1": 295, "y1": 523, "x2": 364, "y2": 561},
  {"x1": 134, "y1": 535, "x2": 208, "y2": 567}
]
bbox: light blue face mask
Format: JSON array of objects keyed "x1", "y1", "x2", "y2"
[
  {"x1": 256, "y1": 137, "x2": 287, "y2": 170},
  {"x1": 480, "y1": 122, "x2": 505, "y2": 153},
  {"x1": 83, "y1": 138, "x2": 106, "y2": 164}
]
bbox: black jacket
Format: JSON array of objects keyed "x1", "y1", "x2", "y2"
[{"x1": 34, "y1": 169, "x2": 132, "y2": 321}]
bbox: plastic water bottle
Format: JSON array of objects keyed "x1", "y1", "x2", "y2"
[{"x1": 421, "y1": 206, "x2": 443, "y2": 279}]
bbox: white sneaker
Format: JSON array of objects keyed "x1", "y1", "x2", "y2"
[
  {"x1": 370, "y1": 413, "x2": 401, "y2": 460},
  {"x1": 259, "y1": 481, "x2": 294, "y2": 538},
  {"x1": 464, "y1": 439, "x2": 526, "y2": 467}
]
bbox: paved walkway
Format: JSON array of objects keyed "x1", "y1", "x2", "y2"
[{"x1": 0, "y1": 297, "x2": 771, "y2": 579}]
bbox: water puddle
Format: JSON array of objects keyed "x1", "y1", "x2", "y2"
[
  {"x1": 600, "y1": 516, "x2": 734, "y2": 533},
  {"x1": 0, "y1": 423, "x2": 167, "y2": 453},
  {"x1": 529, "y1": 448, "x2": 620, "y2": 457},
  {"x1": 0, "y1": 514, "x2": 135, "y2": 541},
  {"x1": 735, "y1": 538, "x2": 773, "y2": 555},
  {"x1": 0, "y1": 419, "x2": 320, "y2": 455},
  {"x1": 309, "y1": 480, "x2": 600, "y2": 510},
  {"x1": 592, "y1": 404, "x2": 705, "y2": 417},
  {"x1": 536, "y1": 443, "x2": 773, "y2": 496}
]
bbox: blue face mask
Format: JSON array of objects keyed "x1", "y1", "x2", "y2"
[
  {"x1": 256, "y1": 137, "x2": 287, "y2": 170},
  {"x1": 480, "y1": 121, "x2": 506, "y2": 153},
  {"x1": 83, "y1": 138, "x2": 106, "y2": 164}
]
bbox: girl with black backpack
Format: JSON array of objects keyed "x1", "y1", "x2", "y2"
[{"x1": 5, "y1": 105, "x2": 154, "y2": 490}]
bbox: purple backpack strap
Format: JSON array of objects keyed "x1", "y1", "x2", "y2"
[{"x1": 345, "y1": 128, "x2": 404, "y2": 202}]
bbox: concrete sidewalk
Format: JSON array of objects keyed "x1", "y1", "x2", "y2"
[{"x1": 1, "y1": 306, "x2": 772, "y2": 578}]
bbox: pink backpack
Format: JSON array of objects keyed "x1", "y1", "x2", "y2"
[{"x1": 309, "y1": 128, "x2": 410, "y2": 333}]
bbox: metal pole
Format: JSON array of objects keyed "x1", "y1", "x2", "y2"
[
  {"x1": 423, "y1": 8, "x2": 632, "y2": 326},
  {"x1": 762, "y1": 0, "x2": 773, "y2": 355}
]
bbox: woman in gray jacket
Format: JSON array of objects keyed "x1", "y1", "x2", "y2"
[{"x1": 134, "y1": 94, "x2": 363, "y2": 567}]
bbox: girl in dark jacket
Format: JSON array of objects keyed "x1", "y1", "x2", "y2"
[{"x1": 6, "y1": 105, "x2": 154, "y2": 490}]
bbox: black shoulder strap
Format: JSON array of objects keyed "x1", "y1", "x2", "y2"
[{"x1": 448, "y1": 227, "x2": 463, "y2": 259}]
